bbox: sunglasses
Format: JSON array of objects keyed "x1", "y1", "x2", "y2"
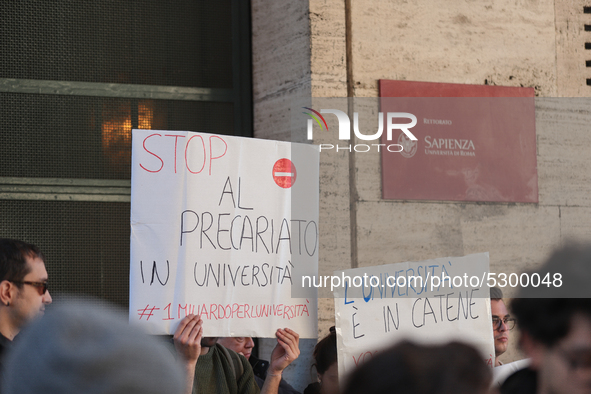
[{"x1": 10, "y1": 281, "x2": 48, "y2": 295}]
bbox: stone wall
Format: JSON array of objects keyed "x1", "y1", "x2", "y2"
[{"x1": 251, "y1": 0, "x2": 591, "y2": 386}]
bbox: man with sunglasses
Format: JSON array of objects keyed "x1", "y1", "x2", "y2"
[
  {"x1": 0, "y1": 239, "x2": 52, "y2": 373},
  {"x1": 501, "y1": 244, "x2": 591, "y2": 394},
  {"x1": 491, "y1": 286, "x2": 515, "y2": 366}
]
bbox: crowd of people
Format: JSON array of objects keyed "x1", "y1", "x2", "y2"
[{"x1": 0, "y1": 237, "x2": 590, "y2": 394}]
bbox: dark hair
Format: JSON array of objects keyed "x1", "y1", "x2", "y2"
[
  {"x1": 511, "y1": 243, "x2": 591, "y2": 347},
  {"x1": 313, "y1": 326, "x2": 337, "y2": 375},
  {"x1": 490, "y1": 286, "x2": 503, "y2": 301},
  {"x1": 0, "y1": 239, "x2": 44, "y2": 285},
  {"x1": 343, "y1": 341, "x2": 491, "y2": 394}
]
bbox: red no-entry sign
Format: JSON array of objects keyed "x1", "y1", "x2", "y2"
[{"x1": 273, "y1": 158, "x2": 297, "y2": 188}]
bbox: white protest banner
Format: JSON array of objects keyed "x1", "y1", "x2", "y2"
[
  {"x1": 130, "y1": 130, "x2": 319, "y2": 337},
  {"x1": 334, "y1": 253, "x2": 494, "y2": 379}
]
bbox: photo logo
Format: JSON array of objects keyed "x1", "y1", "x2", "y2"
[
  {"x1": 302, "y1": 107, "x2": 328, "y2": 137},
  {"x1": 304, "y1": 108, "x2": 418, "y2": 153}
]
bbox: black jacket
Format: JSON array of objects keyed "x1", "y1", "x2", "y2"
[{"x1": 500, "y1": 367, "x2": 537, "y2": 394}]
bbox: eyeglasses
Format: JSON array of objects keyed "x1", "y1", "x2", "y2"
[
  {"x1": 492, "y1": 316, "x2": 516, "y2": 330},
  {"x1": 557, "y1": 348, "x2": 591, "y2": 371},
  {"x1": 10, "y1": 281, "x2": 48, "y2": 295}
]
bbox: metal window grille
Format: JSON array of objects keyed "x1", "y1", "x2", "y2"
[{"x1": 0, "y1": 0, "x2": 252, "y2": 308}]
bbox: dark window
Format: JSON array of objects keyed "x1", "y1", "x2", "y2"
[{"x1": 0, "y1": 1, "x2": 252, "y2": 308}]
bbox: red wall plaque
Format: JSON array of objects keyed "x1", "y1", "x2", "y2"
[{"x1": 379, "y1": 80, "x2": 538, "y2": 203}]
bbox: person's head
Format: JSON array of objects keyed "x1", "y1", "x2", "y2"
[
  {"x1": 511, "y1": 243, "x2": 591, "y2": 394},
  {"x1": 0, "y1": 239, "x2": 52, "y2": 338},
  {"x1": 313, "y1": 326, "x2": 338, "y2": 394},
  {"x1": 2, "y1": 298, "x2": 184, "y2": 394},
  {"x1": 217, "y1": 337, "x2": 255, "y2": 359},
  {"x1": 490, "y1": 286, "x2": 513, "y2": 364},
  {"x1": 343, "y1": 341, "x2": 491, "y2": 394}
]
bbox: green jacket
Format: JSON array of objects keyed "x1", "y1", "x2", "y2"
[{"x1": 193, "y1": 343, "x2": 260, "y2": 394}]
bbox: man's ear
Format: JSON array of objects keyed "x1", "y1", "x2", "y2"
[
  {"x1": 0, "y1": 280, "x2": 17, "y2": 306},
  {"x1": 519, "y1": 331, "x2": 545, "y2": 369}
]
